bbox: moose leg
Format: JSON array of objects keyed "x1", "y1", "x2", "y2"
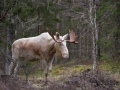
[
  {"x1": 14, "y1": 61, "x2": 20, "y2": 77},
  {"x1": 48, "y1": 59, "x2": 53, "y2": 80},
  {"x1": 9, "y1": 58, "x2": 17, "y2": 75},
  {"x1": 44, "y1": 61, "x2": 49, "y2": 85},
  {"x1": 43, "y1": 61, "x2": 49, "y2": 85},
  {"x1": 9, "y1": 62, "x2": 15, "y2": 75},
  {"x1": 45, "y1": 72, "x2": 48, "y2": 85}
]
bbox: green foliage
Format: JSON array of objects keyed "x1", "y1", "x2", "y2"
[
  {"x1": 100, "y1": 61, "x2": 120, "y2": 73},
  {"x1": 97, "y1": 1, "x2": 108, "y2": 21},
  {"x1": 115, "y1": 8, "x2": 120, "y2": 15},
  {"x1": 52, "y1": 18, "x2": 61, "y2": 22},
  {"x1": 51, "y1": 60, "x2": 92, "y2": 76},
  {"x1": 36, "y1": 0, "x2": 63, "y2": 28},
  {"x1": 114, "y1": 0, "x2": 120, "y2": 15},
  {"x1": 0, "y1": 40, "x2": 7, "y2": 48},
  {"x1": 104, "y1": 40, "x2": 112, "y2": 50},
  {"x1": 20, "y1": 5, "x2": 34, "y2": 19},
  {"x1": 99, "y1": 38, "x2": 113, "y2": 52},
  {"x1": 96, "y1": 0, "x2": 115, "y2": 21},
  {"x1": 114, "y1": 29, "x2": 120, "y2": 37},
  {"x1": 99, "y1": 53, "x2": 112, "y2": 61},
  {"x1": 10, "y1": 7, "x2": 18, "y2": 15},
  {"x1": 19, "y1": 59, "x2": 120, "y2": 80}
]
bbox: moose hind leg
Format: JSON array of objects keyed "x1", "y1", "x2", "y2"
[
  {"x1": 14, "y1": 61, "x2": 20, "y2": 77},
  {"x1": 9, "y1": 62, "x2": 14, "y2": 75},
  {"x1": 9, "y1": 61, "x2": 16, "y2": 75}
]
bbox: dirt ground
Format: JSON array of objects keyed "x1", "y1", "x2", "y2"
[{"x1": 0, "y1": 69, "x2": 119, "y2": 90}]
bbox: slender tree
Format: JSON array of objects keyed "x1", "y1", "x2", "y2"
[{"x1": 89, "y1": 0, "x2": 98, "y2": 71}]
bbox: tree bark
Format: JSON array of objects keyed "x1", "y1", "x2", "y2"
[
  {"x1": 5, "y1": 23, "x2": 14, "y2": 75},
  {"x1": 89, "y1": 0, "x2": 98, "y2": 71}
]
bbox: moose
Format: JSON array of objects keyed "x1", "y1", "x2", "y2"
[{"x1": 9, "y1": 28, "x2": 78, "y2": 84}]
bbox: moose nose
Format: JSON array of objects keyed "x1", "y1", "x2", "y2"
[{"x1": 62, "y1": 53, "x2": 69, "y2": 58}]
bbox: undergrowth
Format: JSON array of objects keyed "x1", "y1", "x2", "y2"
[{"x1": 21, "y1": 60, "x2": 120, "y2": 82}]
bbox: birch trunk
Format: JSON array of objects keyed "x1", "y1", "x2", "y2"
[
  {"x1": 5, "y1": 18, "x2": 15, "y2": 75},
  {"x1": 89, "y1": 0, "x2": 98, "y2": 71}
]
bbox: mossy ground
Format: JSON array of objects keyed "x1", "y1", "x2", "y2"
[{"x1": 21, "y1": 60, "x2": 120, "y2": 83}]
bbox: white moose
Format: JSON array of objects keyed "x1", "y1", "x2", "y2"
[{"x1": 9, "y1": 28, "x2": 78, "y2": 83}]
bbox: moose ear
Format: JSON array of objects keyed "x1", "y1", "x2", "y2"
[
  {"x1": 63, "y1": 34, "x2": 68, "y2": 40},
  {"x1": 56, "y1": 32, "x2": 60, "y2": 39}
]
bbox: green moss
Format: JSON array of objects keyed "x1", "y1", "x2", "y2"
[
  {"x1": 99, "y1": 61, "x2": 120, "y2": 73},
  {"x1": 52, "y1": 64, "x2": 92, "y2": 77},
  {"x1": 21, "y1": 60, "x2": 120, "y2": 80}
]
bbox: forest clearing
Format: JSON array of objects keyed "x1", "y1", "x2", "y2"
[{"x1": 0, "y1": 0, "x2": 120, "y2": 90}]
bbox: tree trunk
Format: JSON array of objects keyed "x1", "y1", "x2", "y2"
[
  {"x1": 89, "y1": 0, "x2": 98, "y2": 71},
  {"x1": 38, "y1": 25, "x2": 42, "y2": 35},
  {"x1": 5, "y1": 23, "x2": 14, "y2": 75}
]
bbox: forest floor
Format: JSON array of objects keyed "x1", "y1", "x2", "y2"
[{"x1": 0, "y1": 60, "x2": 120, "y2": 90}]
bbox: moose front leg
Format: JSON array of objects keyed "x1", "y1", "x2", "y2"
[
  {"x1": 43, "y1": 59, "x2": 53, "y2": 85},
  {"x1": 43, "y1": 61, "x2": 49, "y2": 85},
  {"x1": 48, "y1": 59, "x2": 53, "y2": 80},
  {"x1": 9, "y1": 59, "x2": 17, "y2": 76},
  {"x1": 9, "y1": 62, "x2": 14, "y2": 75},
  {"x1": 45, "y1": 72, "x2": 48, "y2": 85}
]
